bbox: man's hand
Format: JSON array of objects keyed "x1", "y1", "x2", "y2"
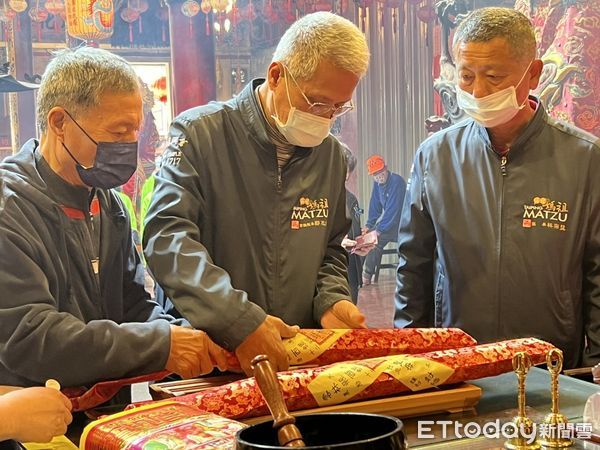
[
  {"x1": 235, "y1": 316, "x2": 299, "y2": 376},
  {"x1": 0, "y1": 387, "x2": 72, "y2": 443},
  {"x1": 341, "y1": 236, "x2": 357, "y2": 251},
  {"x1": 166, "y1": 325, "x2": 228, "y2": 378},
  {"x1": 361, "y1": 226, "x2": 370, "y2": 235},
  {"x1": 353, "y1": 243, "x2": 375, "y2": 256},
  {"x1": 321, "y1": 300, "x2": 367, "y2": 329}
]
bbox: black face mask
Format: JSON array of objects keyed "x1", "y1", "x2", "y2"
[{"x1": 62, "y1": 110, "x2": 138, "y2": 189}]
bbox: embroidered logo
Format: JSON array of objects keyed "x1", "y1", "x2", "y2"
[
  {"x1": 291, "y1": 196, "x2": 329, "y2": 229},
  {"x1": 161, "y1": 135, "x2": 188, "y2": 166},
  {"x1": 522, "y1": 196, "x2": 568, "y2": 232}
]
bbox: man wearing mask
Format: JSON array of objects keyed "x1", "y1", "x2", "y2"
[
  {"x1": 0, "y1": 47, "x2": 227, "y2": 389},
  {"x1": 361, "y1": 155, "x2": 406, "y2": 286},
  {"x1": 144, "y1": 12, "x2": 370, "y2": 375},
  {"x1": 395, "y1": 7, "x2": 600, "y2": 369}
]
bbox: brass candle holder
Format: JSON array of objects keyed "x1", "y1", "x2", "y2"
[
  {"x1": 505, "y1": 351, "x2": 541, "y2": 450},
  {"x1": 539, "y1": 348, "x2": 572, "y2": 448}
]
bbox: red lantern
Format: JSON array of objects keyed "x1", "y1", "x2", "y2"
[
  {"x1": 29, "y1": 6, "x2": 48, "y2": 40},
  {"x1": 9, "y1": 0, "x2": 28, "y2": 13},
  {"x1": 181, "y1": 0, "x2": 200, "y2": 17},
  {"x1": 156, "y1": 6, "x2": 168, "y2": 42},
  {"x1": 29, "y1": 6, "x2": 48, "y2": 21},
  {"x1": 152, "y1": 76, "x2": 168, "y2": 104},
  {"x1": 120, "y1": 6, "x2": 139, "y2": 22},
  {"x1": 285, "y1": 10, "x2": 295, "y2": 23},
  {"x1": 209, "y1": 0, "x2": 228, "y2": 13},
  {"x1": 200, "y1": 0, "x2": 211, "y2": 14},
  {"x1": 0, "y1": 8, "x2": 17, "y2": 21},
  {"x1": 417, "y1": 5, "x2": 436, "y2": 22},
  {"x1": 120, "y1": 7, "x2": 138, "y2": 42},
  {"x1": 44, "y1": 0, "x2": 65, "y2": 16},
  {"x1": 263, "y1": 1, "x2": 273, "y2": 19},
  {"x1": 65, "y1": 0, "x2": 114, "y2": 41}
]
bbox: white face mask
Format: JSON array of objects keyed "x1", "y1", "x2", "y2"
[
  {"x1": 271, "y1": 69, "x2": 332, "y2": 148},
  {"x1": 373, "y1": 171, "x2": 388, "y2": 184},
  {"x1": 456, "y1": 61, "x2": 533, "y2": 128}
]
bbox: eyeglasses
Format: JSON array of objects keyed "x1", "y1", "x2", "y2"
[{"x1": 284, "y1": 65, "x2": 355, "y2": 118}]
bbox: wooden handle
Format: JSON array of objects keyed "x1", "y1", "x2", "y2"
[{"x1": 251, "y1": 355, "x2": 306, "y2": 448}]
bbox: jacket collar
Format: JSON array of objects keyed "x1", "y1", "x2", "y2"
[
  {"x1": 236, "y1": 78, "x2": 275, "y2": 149},
  {"x1": 34, "y1": 142, "x2": 92, "y2": 213},
  {"x1": 235, "y1": 78, "x2": 315, "y2": 160},
  {"x1": 474, "y1": 95, "x2": 547, "y2": 156}
]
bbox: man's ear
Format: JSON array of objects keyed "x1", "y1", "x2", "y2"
[
  {"x1": 528, "y1": 59, "x2": 544, "y2": 90},
  {"x1": 266, "y1": 62, "x2": 284, "y2": 91},
  {"x1": 47, "y1": 107, "x2": 68, "y2": 139}
]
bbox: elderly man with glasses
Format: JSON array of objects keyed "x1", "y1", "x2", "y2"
[{"x1": 144, "y1": 12, "x2": 370, "y2": 375}]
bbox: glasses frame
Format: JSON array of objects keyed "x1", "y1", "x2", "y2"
[{"x1": 283, "y1": 65, "x2": 355, "y2": 118}]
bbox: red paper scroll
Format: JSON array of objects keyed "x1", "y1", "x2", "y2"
[
  {"x1": 225, "y1": 328, "x2": 477, "y2": 370},
  {"x1": 170, "y1": 338, "x2": 555, "y2": 420}
]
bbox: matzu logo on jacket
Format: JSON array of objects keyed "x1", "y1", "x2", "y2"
[
  {"x1": 291, "y1": 196, "x2": 329, "y2": 230},
  {"x1": 522, "y1": 196, "x2": 568, "y2": 232}
]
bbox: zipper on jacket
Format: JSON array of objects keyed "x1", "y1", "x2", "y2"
[
  {"x1": 277, "y1": 166, "x2": 283, "y2": 192},
  {"x1": 496, "y1": 154, "x2": 506, "y2": 338},
  {"x1": 271, "y1": 165, "x2": 283, "y2": 313},
  {"x1": 500, "y1": 155, "x2": 508, "y2": 176},
  {"x1": 83, "y1": 208, "x2": 103, "y2": 313}
]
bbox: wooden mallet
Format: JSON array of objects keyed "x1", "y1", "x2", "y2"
[{"x1": 251, "y1": 355, "x2": 306, "y2": 448}]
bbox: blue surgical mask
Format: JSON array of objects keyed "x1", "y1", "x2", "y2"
[{"x1": 62, "y1": 111, "x2": 138, "y2": 189}]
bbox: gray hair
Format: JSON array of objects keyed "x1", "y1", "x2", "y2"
[
  {"x1": 37, "y1": 47, "x2": 140, "y2": 133},
  {"x1": 272, "y1": 12, "x2": 370, "y2": 81},
  {"x1": 453, "y1": 7, "x2": 536, "y2": 61}
]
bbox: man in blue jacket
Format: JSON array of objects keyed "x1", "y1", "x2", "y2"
[
  {"x1": 394, "y1": 7, "x2": 600, "y2": 369},
  {"x1": 362, "y1": 155, "x2": 406, "y2": 286},
  {"x1": 0, "y1": 47, "x2": 226, "y2": 389}
]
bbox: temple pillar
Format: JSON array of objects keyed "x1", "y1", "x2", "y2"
[
  {"x1": 14, "y1": 7, "x2": 37, "y2": 147},
  {"x1": 165, "y1": 0, "x2": 216, "y2": 115}
]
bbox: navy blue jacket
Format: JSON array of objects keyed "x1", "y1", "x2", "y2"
[
  {"x1": 0, "y1": 140, "x2": 180, "y2": 387},
  {"x1": 395, "y1": 100, "x2": 600, "y2": 369}
]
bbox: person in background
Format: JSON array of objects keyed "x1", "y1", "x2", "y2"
[
  {"x1": 0, "y1": 47, "x2": 227, "y2": 389},
  {"x1": 144, "y1": 12, "x2": 370, "y2": 375},
  {"x1": 395, "y1": 8, "x2": 600, "y2": 369},
  {"x1": 340, "y1": 143, "x2": 371, "y2": 302},
  {"x1": 362, "y1": 154, "x2": 406, "y2": 286}
]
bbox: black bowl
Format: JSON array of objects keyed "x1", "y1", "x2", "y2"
[{"x1": 235, "y1": 412, "x2": 407, "y2": 450}]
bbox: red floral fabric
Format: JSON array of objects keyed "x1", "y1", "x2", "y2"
[
  {"x1": 64, "y1": 328, "x2": 475, "y2": 412},
  {"x1": 64, "y1": 371, "x2": 170, "y2": 412},
  {"x1": 164, "y1": 338, "x2": 555, "y2": 420},
  {"x1": 225, "y1": 328, "x2": 477, "y2": 371}
]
